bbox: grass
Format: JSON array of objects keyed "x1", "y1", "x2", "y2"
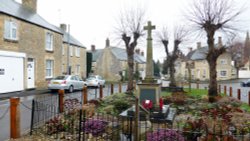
[
  {"x1": 161, "y1": 88, "x2": 208, "y2": 98},
  {"x1": 240, "y1": 103, "x2": 250, "y2": 113}
]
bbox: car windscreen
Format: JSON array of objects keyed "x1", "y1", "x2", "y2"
[
  {"x1": 54, "y1": 76, "x2": 67, "y2": 80},
  {"x1": 87, "y1": 76, "x2": 96, "y2": 80}
]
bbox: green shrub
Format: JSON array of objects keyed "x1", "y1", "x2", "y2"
[{"x1": 114, "y1": 100, "x2": 130, "y2": 113}]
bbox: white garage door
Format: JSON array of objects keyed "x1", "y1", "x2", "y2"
[{"x1": 0, "y1": 51, "x2": 25, "y2": 93}]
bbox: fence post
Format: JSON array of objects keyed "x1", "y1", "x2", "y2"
[
  {"x1": 10, "y1": 97, "x2": 20, "y2": 139},
  {"x1": 119, "y1": 83, "x2": 122, "y2": 93},
  {"x1": 224, "y1": 86, "x2": 227, "y2": 95},
  {"x1": 111, "y1": 83, "x2": 114, "y2": 95},
  {"x1": 229, "y1": 87, "x2": 232, "y2": 97},
  {"x1": 237, "y1": 89, "x2": 241, "y2": 100},
  {"x1": 83, "y1": 86, "x2": 88, "y2": 104},
  {"x1": 58, "y1": 89, "x2": 64, "y2": 113},
  {"x1": 218, "y1": 85, "x2": 221, "y2": 93},
  {"x1": 99, "y1": 85, "x2": 103, "y2": 99},
  {"x1": 249, "y1": 91, "x2": 250, "y2": 106}
]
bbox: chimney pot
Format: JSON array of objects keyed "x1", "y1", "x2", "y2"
[
  {"x1": 105, "y1": 38, "x2": 110, "y2": 47},
  {"x1": 197, "y1": 42, "x2": 201, "y2": 49},
  {"x1": 22, "y1": 0, "x2": 37, "y2": 12},
  {"x1": 189, "y1": 47, "x2": 193, "y2": 52},
  {"x1": 91, "y1": 45, "x2": 96, "y2": 52},
  {"x1": 60, "y1": 24, "x2": 67, "y2": 32}
]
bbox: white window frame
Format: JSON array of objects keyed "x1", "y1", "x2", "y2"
[
  {"x1": 220, "y1": 59, "x2": 227, "y2": 65},
  {"x1": 76, "y1": 64, "x2": 80, "y2": 75},
  {"x1": 220, "y1": 70, "x2": 227, "y2": 77},
  {"x1": 62, "y1": 45, "x2": 65, "y2": 55},
  {"x1": 45, "y1": 32, "x2": 53, "y2": 51},
  {"x1": 75, "y1": 47, "x2": 80, "y2": 57},
  {"x1": 4, "y1": 20, "x2": 18, "y2": 41},
  {"x1": 46, "y1": 60, "x2": 54, "y2": 78},
  {"x1": 70, "y1": 45, "x2": 73, "y2": 56}
]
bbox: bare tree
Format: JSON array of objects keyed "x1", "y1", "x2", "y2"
[
  {"x1": 158, "y1": 26, "x2": 189, "y2": 87},
  {"x1": 186, "y1": 0, "x2": 245, "y2": 102},
  {"x1": 115, "y1": 8, "x2": 146, "y2": 94}
]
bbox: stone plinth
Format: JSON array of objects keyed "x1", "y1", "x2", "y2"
[{"x1": 137, "y1": 83, "x2": 161, "y2": 105}]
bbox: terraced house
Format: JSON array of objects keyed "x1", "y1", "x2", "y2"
[{"x1": 0, "y1": 0, "x2": 86, "y2": 93}]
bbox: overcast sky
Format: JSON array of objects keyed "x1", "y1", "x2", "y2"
[{"x1": 17, "y1": 0, "x2": 250, "y2": 62}]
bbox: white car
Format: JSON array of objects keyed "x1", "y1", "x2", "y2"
[
  {"x1": 48, "y1": 75, "x2": 86, "y2": 93},
  {"x1": 86, "y1": 75, "x2": 105, "y2": 87}
]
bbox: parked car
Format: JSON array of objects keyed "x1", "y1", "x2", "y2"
[
  {"x1": 48, "y1": 75, "x2": 86, "y2": 93},
  {"x1": 241, "y1": 79, "x2": 250, "y2": 87},
  {"x1": 86, "y1": 75, "x2": 105, "y2": 87}
]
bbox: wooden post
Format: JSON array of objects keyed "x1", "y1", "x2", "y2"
[
  {"x1": 119, "y1": 83, "x2": 122, "y2": 93},
  {"x1": 134, "y1": 98, "x2": 139, "y2": 141},
  {"x1": 248, "y1": 91, "x2": 250, "y2": 106},
  {"x1": 83, "y1": 86, "x2": 88, "y2": 104},
  {"x1": 58, "y1": 89, "x2": 64, "y2": 113},
  {"x1": 237, "y1": 89, "x2": 241, "y2": 100},
  {"x1": 224, "y1": 86, "x2": 227, "y2": 95},
  {"x1": 134, "y1": 80, "x2": 137, "y2": 90},
  {"x1": 111, "y1": 83, "x2": 114, "y2": 95},
  {"x1": 229, "y1": 87, "x2": 232, "y2": 97},
  {"x1": 218, "y1": 85, "x2": 221, "y2": 93},
  {"x1": 99, "y1": 85, "x2": 103, "y2": 99},
  {"x1": 10, "y1": 97, "x2": 20, "y2": 139},
  {"x1": 196, "y1": 82, "x2": 199, "y2": 89}
]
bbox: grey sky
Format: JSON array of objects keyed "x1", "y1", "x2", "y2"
[{"x1": 16, "y1": 0, "x2": 250, "y2": 62}]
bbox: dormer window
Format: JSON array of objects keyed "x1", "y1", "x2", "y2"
[{"x1": 4, "y1": 20, "x2": 18, "y2": 41}]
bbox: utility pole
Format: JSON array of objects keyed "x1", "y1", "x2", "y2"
[{"x1": 67, "y1": 24, "x2": 70, "y2": 75}]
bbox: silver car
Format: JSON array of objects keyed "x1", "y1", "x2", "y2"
[
  {"x1": 86, "y1": 75, "x2": 105, "y2": 87},
  {"x1": 48, "y1": 75, "x2": 86, "y2": 93}
]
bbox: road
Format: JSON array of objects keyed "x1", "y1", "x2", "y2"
[{"x1": 0, "y1": 84, "x2": 127, "y2": 141}]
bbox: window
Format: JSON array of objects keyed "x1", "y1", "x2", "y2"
[
  {"x1": 76, "y1": 65, "x2": 80, "y2": 75},
  {"x1": 70, "y1": 46, "x2": 73, "y2": 56},
  {"x1": 220, "y1": 59, "x2": 227, "y2": 65},
  {"x1": 75, "y1": 47, "x2": 80, "y2": 57},
  {"x1": 220, "y1": 70, "x2": 227, "y2": 77},
  {"x1": 46, "y1": 32, "x2": 53, "y2": 51},
  {"x1": 62, "y1": 45, "x2": 64, "y2": 55},
  {"x1": 46, "y1": 60, "x2": 54, "y2": 78},
  {"x1": 202, "y1": 69, "x2": 206, "y2": 78},
  {"x1": 4, "y1": 20, "x2": 18, "y2": 40}
]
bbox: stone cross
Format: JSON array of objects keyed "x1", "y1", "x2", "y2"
[{"x1": 144, "y1": 21, "x2": 155, "y2": 82}]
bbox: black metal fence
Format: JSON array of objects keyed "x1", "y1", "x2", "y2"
[{"x1": 30, "y1": 98, "x2": 250, "y2": 141}]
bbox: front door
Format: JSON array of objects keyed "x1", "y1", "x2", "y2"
[{"x1": 27, "y1": 58, "x2": 35, "y2": 89}]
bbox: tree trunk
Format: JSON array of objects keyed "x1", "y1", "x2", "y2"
[
  {"x1": 207, "y1": 58, "x2": 218, "y2": 102},
  {"x1": 169, "y1": 60, "x2": 176, "y2": 87},
  {"x1": 127, "y1": 50, "x2": 134, "y2": 94}
]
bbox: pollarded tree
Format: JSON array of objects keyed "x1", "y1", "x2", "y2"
[
  {"x1": 115, "y1": 8, "x2": 146, "y2": 94},
  {"x1": 158, "y1": 26, "x2": 189, "y2": 87},
  {"x1": 186, "y1": 0, "x2": 245, "y2": 102}
]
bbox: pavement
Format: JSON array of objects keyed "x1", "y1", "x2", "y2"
[{"x1": 0, "y1": 89, "x2": 50, "y2": 100}]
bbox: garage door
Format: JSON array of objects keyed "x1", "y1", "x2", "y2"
[{"x1": 0, "y1": 51, "x2": 25, "y2": 93}]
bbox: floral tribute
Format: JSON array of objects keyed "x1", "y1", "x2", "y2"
[{"x1": 142, "y1": 100, "x2": 153, "y2": 110}]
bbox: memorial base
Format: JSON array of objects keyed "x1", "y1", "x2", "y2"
[{"x1": 137, "y1": 83, "x2": 161, "y2": 105}]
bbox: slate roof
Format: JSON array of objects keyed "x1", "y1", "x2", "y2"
[
  {"x1": 0, "y1": 0, "x2": 62, "y2": 34},
  {"x1": 91, "y1": 47, "x2": 146, "y2": 63},
  {"x1": 62, "y1": 32, "x2": 86, "y2": 48}
]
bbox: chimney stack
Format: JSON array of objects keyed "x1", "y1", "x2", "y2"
[
  {"x1": 91, "y1": 45, "x2": 96, "y2": 52},
  {"x1": 141, "y1": 51, "x2": 144, "y2": 56},
  {"x1": 22, "y1": 0, "x2": 37, "y2": 13},
  {"x1": 197, "y1": 42, "x2": 201, "y2": 49},
  {"x1": 135, "y1": 49, "x2": 140, "y2": 54},
  {"x1": 218, "y1": 37, "x2": 223, "y2": 48},
  {"x1": 105, "y1": 38, "x2": 110, "y2": 47},
  {"x1": 60, "y1": 24, "x2": 67, "y2": 32},
  {"x1": 189, "y1": 47, "x2": 193, "y2": 52}
]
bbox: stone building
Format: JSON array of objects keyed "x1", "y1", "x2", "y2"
[
  {"x1": 60, "y1": 24, "x2": 86, "y2": 79},
  {"x1": 183, "y1": 37, "x2": 237, "y2": 81},
  {"x1": 90, "y1": 39, "x2": 146, "y2": 81},
  {"x1": 0, "y1": 0, "x2": 86, "y2": 93}
]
